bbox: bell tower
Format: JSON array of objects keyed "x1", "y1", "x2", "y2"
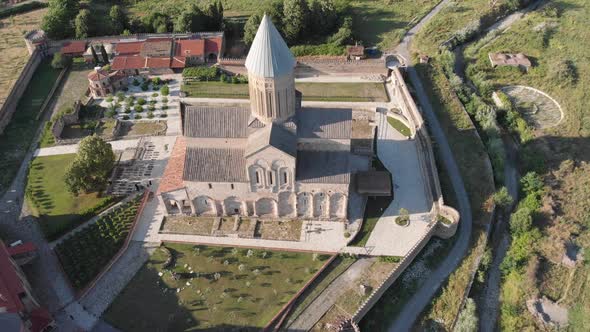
[{"x1": 245, "y1": 15, "x2": 296, "y2": 124}]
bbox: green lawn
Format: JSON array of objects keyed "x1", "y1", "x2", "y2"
[
  {"x1": 56, "y1": 196, "x2": 142, "y2": 289},
  {"x1": 348, "y1": 0, "x2": 439, "y2": 50},
  {"x1": 387, "y1": 116, "x2": 411, "y2": 137},
  {"x1": 104, "y1": 243, "x2": 329, "y2": 330},
  {"x1": 182, "y1": 81, "x2": 389, "y2": 102},
  {"x1": 25, "y1": 154, "x2": 115, "y2": 240},
  {"x1": 0, "y1": 60, "x2": 60, "y2": 193}
]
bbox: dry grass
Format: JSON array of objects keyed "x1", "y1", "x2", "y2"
[{"x1": 0, "y1": 8, "x2": 47, "y2": 109}]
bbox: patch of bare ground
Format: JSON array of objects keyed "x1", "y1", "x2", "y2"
[
  {"x1": 256, "y1": 220, "x2": 302, "y2": 241},
  {"x1": 160, "y1": 216, "x2": 214, "y2": 235}
]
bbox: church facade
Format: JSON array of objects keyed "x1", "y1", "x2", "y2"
[{"x1": 158, "y1": 15, "x2": 375, "y2": 222}]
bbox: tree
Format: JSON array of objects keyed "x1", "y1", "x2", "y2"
[
  {"x1": 90, "y1": 45, "x2": 100, "y2": 64},
  {"x1": 509, "y1": 207, "x2": 533, "y2": 236},
  {"x1": 65, "y1": 136, "x2": 115, "y2": 195},
  {"x1": 493, "y1": 187, "x2": 513, "y2": 209},
  {"x1": 160, "y1": 85, "x2": 169, "y2": 96},
  {"x1": 520, "y1": 171, "x2": 543, "y2": 196},
  {"x1": 143, "y1": 12, "x2": 172, "y2": 33},
  {"x1": 109, "y1": 5, "x2": 127, "y2": 35},
  {"x1": 282, "y1": 0, "x2": 309, "y2": 44},
  {"x1": 309, "y1": 0, "x2": 338, "y2": 36},
  {"x1": 174, "y1": 4, "x2": 206, "y2": 33},
  {"x1": 328, "y1": 16, "x2": 353, "y2": 46},
  {"x1": 74, "y1": 9, "x2": 92, "y2": 38},
  {"x1": 243, "y1": 13, "x2": 262, "y2": 45},
  {"x1": 454, "y1": 298, "x2": 478, "y2": 332},
  {"x1": 204, "y1": 0, "x2": 224, "y2": 30},
  {"x1": 41, "y1": 0, "x2": 79, "y2": 39},
  {"x1": 100, "y1": 44, "x2": 109, "y2": 65},
  {"x1": 51, "y1": 52, "x2": 68, "y2": 69}
]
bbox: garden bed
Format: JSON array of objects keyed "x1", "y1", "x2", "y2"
[{"x1": 55, "y1": 195, "x2": 142, "y2": 289}]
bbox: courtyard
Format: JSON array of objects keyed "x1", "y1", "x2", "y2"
[{"x1": 103, "y1": 243, "x2": 331, "y2": 330}]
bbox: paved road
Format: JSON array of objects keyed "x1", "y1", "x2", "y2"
[{"x1": 387, "y1": 0, "x2": 476, "y2": 330}]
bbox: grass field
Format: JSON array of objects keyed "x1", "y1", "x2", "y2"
[
  {"x1": 348, "y1": 0, "x2": 439, "y2": 50},
  {"x1": 456, "y1": 1, "x2": 590, "y2": 329},
  {"x1": 25, "y1": 154, "x2": 114, "y2": 240},
  {"x1": 0, "y1": 60, "x2": 60, "y2": 193},
  {"x1": 0, "y1": 8, "x2": 47, "y2": 110},
  {"x1": 182, "y1": 81, "x2": 388, "y2": 102},
  {"x1": 104, "y1": 243, "x2": 329, "y2": 330},
  {"x1": 413, "y1": 0, "x2": 511, "y2": 54}
]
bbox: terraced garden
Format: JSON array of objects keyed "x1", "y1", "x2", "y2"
[{"x1": 55, "y1": 195, "x2": 143, "y2": 289}]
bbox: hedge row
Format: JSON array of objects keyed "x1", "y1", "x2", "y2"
[
  {"x1": 0, "y1": 1, "x2": 48, "y2": 19},
  {"x1": 56, "y1": 196, "x2": 142, "y2": 289}
]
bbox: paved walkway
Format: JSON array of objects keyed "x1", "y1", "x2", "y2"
[
  {"x1": 34, "y1": 138, "x2": 140, "y2": 157},
  {"x1": 363, "y1": 112, "x2": 432, "y2": 256},
  {"x1": 288, "y1": 257, "x2": 374, "y2": 330}
]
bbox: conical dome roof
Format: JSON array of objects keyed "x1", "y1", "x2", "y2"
[{"x1": 245, "y1": 15, "x2": 296, "y2": 78}]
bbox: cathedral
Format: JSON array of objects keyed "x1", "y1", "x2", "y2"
[{"x1": 158, "y1": 15, "x2": 376, "y2": 221}]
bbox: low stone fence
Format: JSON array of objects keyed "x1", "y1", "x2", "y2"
[{"x1": 0, "y1": 48, "x2": 42, "y2": 134}]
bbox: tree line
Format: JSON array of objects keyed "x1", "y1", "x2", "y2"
[{"x1": 41, "y1": 0, "x2": 224, "y2": 39}]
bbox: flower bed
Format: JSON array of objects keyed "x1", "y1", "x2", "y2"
[{"x1": 55, "y1": 195, "x2": 142, "y2": 289}]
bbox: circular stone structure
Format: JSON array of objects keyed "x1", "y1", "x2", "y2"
[{"x1": 500, "y1": 85, "x2": 563, "y2": 129}]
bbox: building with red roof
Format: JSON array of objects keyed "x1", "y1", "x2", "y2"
[
  {"x1": 87, "y1": 68, "x2": 128, "y2": 98},
  {"x1": 60, "y1": 41, "x2": 87, "y2": 56},
  {"x1": 0, "y1": 240, "x2": 54, "y2": 332}
]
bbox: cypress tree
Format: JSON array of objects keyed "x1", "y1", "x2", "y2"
[
  {"x1": 100, "y1": 44, "x2": 109, "y2": 65},
  {"x1": 90, "y1": 45, "x2": 99, "y2": 65}
]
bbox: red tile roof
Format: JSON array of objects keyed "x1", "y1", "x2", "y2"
[
  {"x1": 115, "y1": 41, "x2": 143, "y2": 55},
  {"x1": 171, "y1": 57, "x2": 186, "y2": 68},
  {"x1": 6, "y1": 242, "x2": 36, "y2": 256},
  {"x1": 176, "y1": 39, "x2": 205, "y2": 57},
  {"x1": 146, "y1": 57, "x2": 172, "y2": 68},
  {"x1": 111, "y1": 56, "x2": 147, "y2": 70},
  {"x1": 0, "y1": 242, "x2": 26, "y2": 313},
  {"x1": 158, "y1": 137, "x2": 187, "y2": 194},
  {"x1": 61, "y1": 41, "x2": 87, "y2": 55},
  {"x1": 87, "y1": 69, "x2": 110, "y2": 81},
  {"x1": 205, "y1": 37, "x2": 222, "y2": 54}
]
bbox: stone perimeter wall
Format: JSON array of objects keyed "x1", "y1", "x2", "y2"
[
  {"x1": 351, "y1": 67, "x2": 460, "y2": 323},
  {"x1": 0, "y1": 48, "x2": 43, "y2": 134}
]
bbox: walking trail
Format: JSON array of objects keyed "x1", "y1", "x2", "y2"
[{"x1": 387, "y1": 0, "x2": 475, "y2": 330}]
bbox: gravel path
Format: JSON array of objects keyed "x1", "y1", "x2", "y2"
[{"x1": 288, "y1": 257, "x2": 374, "y2": 330}]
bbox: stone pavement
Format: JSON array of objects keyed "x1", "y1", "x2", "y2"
[
  {"x1": 363, "y1": 112, "x2": 432, "y2": 256},
  {"x1": 287, "y1": 257, "x2": 375, "y2": 330}
]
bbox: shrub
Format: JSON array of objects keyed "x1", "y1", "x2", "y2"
[
  {"x1": 122, "y1": 87, "x2": 129, "y2": 92},
  {"x1": 141, "y1": 82, "x2": 149, "y2": 91},
  {"x1": 153, "y1": 77, "x2": 161, "y2": 85},
  {"x1": 135, "y1": 115, "x2": 142, "y2": 120},
  {"x1": 137, "y1": 98, "x2": 146, "y2": 105},
  {"x1": 182, "y1": 67, "x2": 218, "y2": 81},
  {"x1": 493, "y1": 187, "x2": 514, "y2": 209},
  {"x1": 105, "y1": 109, "x2": 116, "y2": 118},
  {"x1": 133, "y1": 105, "x2": 143, "y2": 112},
  {"x1": 160, "y1": 113, "x2": 168, "y2": 118},
  {"x1": 124, "y1": 107, "x2": 131, "y2": 114},
  {"x1": 152, "y1": 92, "x2": 158, "y2": 97},
  {"x1": 132, "y1": 79, "x2": 140, "y2": 86},
  {"x1": 122, "y1": 115, "x2": 130, "y2": 120},
  {"x1": 106, "y1": 96, "x2": 114, "y2": 103},
  {"x1": 162, "y1": 97, "x2": 168, "y2": 103},
  {"x1": 290, "y1": 43, "x2": 346, "y2": 56},
  {"x1": 149, "y1": 99, "x2": 157, "y2": 105},
  {"x1": 162, "y1": 105, "x2": 168, "y2": 110},
  {"x1": 379, "y1": 256, "x2": 401, "y2": 263},
  {"x1": 549, "y1": 59, "x2": 577, "y2": 86},
  {"x1": 51, "y1": 52, "x2": 70, "y2": 69},
  {"x1": 148, "y1": 105, "x2": 155, "y2": 112},
  {"x1": 160, "y1": 84, "x2": 170, "y2": 96},
  {"x1": 395, "y1": 208, "x2": 410, "y2": 226},
  {"x1": 147, "y1": 111, "x2": 154, "y2": 119},
  {"x1": 116, "y1": 91, "x2": 125, "y2": 100}
]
